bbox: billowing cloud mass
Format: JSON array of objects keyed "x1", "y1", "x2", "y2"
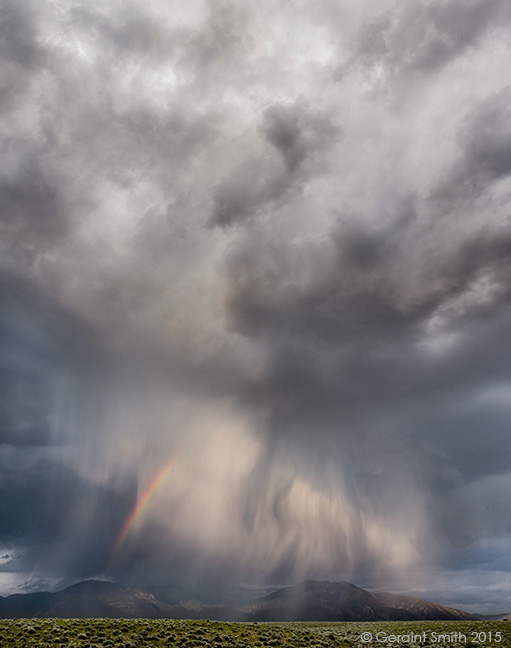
[{"x1": 1, "y1": 0, "x2": 510, "y2": 613}]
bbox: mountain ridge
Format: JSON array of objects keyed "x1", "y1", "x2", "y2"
[
  {"x1": 0, "y1": 579, "x2": 475, "y2": 621},
  {"x1": 240, "y1": 580, "x2": 474, "y2": 621}
]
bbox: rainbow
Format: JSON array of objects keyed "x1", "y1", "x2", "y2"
[{"x1": 107, "y1": 453, "x2": 180, "y2": 566}]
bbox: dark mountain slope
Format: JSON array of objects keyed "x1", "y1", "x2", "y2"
[
  {"x1": 0, "y1": 581, "x2": 186, "y2": 619},
  {"x1": 242, "y1": 580, "x2": 474, "y2": 621},
  {"x1": 0, "y1": 579, "x2": 475, "y2": 621},
  {"x1": 376, "y1": 591, "x2": 474, "y2": 621}
]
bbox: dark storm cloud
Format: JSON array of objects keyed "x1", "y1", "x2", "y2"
[
  {"x1": 0, "y1": 161, "x2": 67, "y2": 258},
  {"x1": 0, "y1": 0, "x2": 510, "y2": 610},
  {"x1": 0, "y1": 274, "x2": 106, "y2": 448},
  {"x1": 0, "y1": 0, "x2": 46, "y2": 110},
  {"x1": 263, "y1": 105, "x2": 310, "y2": 174},
  {"x1": 219, "y1": 141, "x2": 511, "y2": 572},
  {"x1": 0, "y1": 274, "x2": 103, "y2": 377},
  {"x1": 211, "y1": 103, "x2": 339, "y2": 227},
  {"x1": 223, "y1": 217, "x2": 510, "y2": 350},
  {"x1": 0, "y1": 1, "x2": 40, "y2": 68},
  {"x1": 223, "y1": 200, "x2": 511, "y2": 439},
  {"x1": 0, "y1": 274, "x2": 138, "y2": 585},
  {"x1": 432, "y1": 88, "x2": 511, "y2": 209},
  {"x1": 211, "y1": 159, "x2": 288, "y2": 228},
  {"x1": 0, "y1": 449, "x2": 129, "y2": 547},
  {"x1": 464, "y1": 90, "x2": 511, "y2": 180}
]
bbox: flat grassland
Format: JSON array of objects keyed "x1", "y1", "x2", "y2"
[{"x1": 0, "y1": 619, "x2": 509, "y2": 647}]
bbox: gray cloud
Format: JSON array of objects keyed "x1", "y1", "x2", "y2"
[
  {"x1": 343, "y1": 0, "x2": 511, "y2": 81},
  {"x1": 431, "y1": 88, "x2": 511, "y2": 210},
  {"x1": 0, "y1": 161, "x2": 67, "y2": 259},
  {"x1": 210, "y1": 102, "x2": 339, "y2": 227},
  {"x1": 0, "y1": 0, "x2": 46, "y2": 111},
  {"x1": 0, "y1": 1, "x2": 40, "y2": 68},
  {"x1": 0, "y1": 0, "x2": 510, "y2": 612}
]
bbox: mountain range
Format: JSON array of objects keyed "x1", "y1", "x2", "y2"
[{"x1": 0, "y1": 579, "x2": 480, "y2": 621}]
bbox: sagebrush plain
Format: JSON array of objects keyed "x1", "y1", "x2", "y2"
[{"x1": 1, "y1": 619, "x2": 509, "y2": 648}]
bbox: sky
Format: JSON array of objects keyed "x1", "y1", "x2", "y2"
[{"x1": 0, "y1": 0, "x2": 510, "y2": 615}]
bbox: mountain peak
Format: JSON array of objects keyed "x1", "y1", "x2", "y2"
[{"x1": 0, "y1": 579, "x2": 475, "y2": 621}]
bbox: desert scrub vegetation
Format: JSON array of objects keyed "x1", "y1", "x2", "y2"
[{"x1": 0, "y1": 619, "x2": 509, "y2": 648}]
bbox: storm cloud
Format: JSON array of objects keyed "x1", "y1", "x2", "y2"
[{"x1": 1, "y1": 0, "x2": 510, "y2": 613}]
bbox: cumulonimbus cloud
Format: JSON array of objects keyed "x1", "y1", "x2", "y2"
[{"x1": 1, "y1": 0, "x2": 510, "y2": 608}]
